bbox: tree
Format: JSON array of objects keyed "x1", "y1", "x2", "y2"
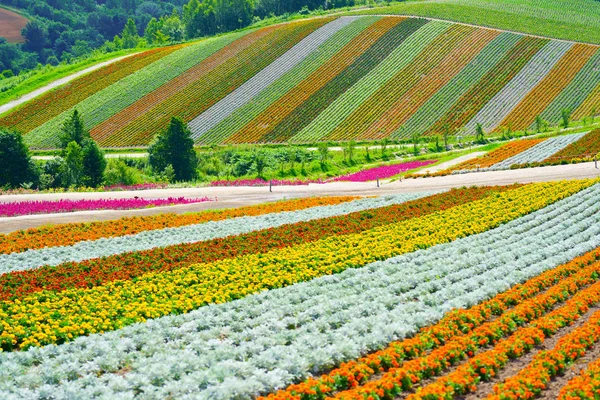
[
  {"x1": 442, "y1": 124, "x2": 450, "y2": 151},
  {"x1": 149, "y1": 117, "x2": 198, "y2": 181},
  {"x1": 60, "y1": 141, "x2": 84, "y2": 187},
  {"x1": 121, "y1": 18, "x2": 140, "y2": 48},
  {"x1": 82, "y1": 139, "x2": 107, "y2": 187},
  {"x1": 475, "y1": 123, "x2": 486, "y2": 144},
  {"x1": 252, "y1": 150, "x2": 267, "y2": 177},
  {"x1": 561, "y1": 108, "x2": 571, "y2": 129},
  {"x1": 317, "y1": 142, "x2": 329, "y2": 168},
  {"x1": 60, "y1": 110, "x2": 90, "y2": 149},
  {"x1": 0, "y1": 129, "x2": 37, "y2": 188},
  {"x1": 22, "y1": 21, "x2": 47, "y2": 52}
]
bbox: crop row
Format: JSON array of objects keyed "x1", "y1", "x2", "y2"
[
  {"x1": 0, "y1": 180, "x2": 596, "y2": 398},
  {"x1": 223, "y1": 16, "x2": 401, "y2": 144},
  {"x1": 187, "y1": 17, "x2": 359, "y2": 142},
  {"x1": 265, "y1": 246, "x2": 600, "y2": 399},
  {"x1": 0, "y1": 188, "x2": 501, "y2": 304},
  {"x1": 24, "y1": 30, "x2": 251, "y2": 149},
  {"x1": 408, "y1": 279, "x2": 600, "y2": 399},
  {"x1": 243, "y1": 18, "x2": 429, "y2": 144},
  {"x1": 335, "y1": 254, "x2": 600, "y2": 399},
  {"x1": 360, "y1": 28, "x2": 499, "y2": 140},
  {"x1": 541, "y1": 49, "x2": 600, "y2": 125},
  {"x1": 0, "y1": 46, "x2": 179, "y2": 133},
  {"x1": 289, "y1": 19, "x2": 449, "y2": 143},
  {"x1": 325, "y1": 24, "x2": 477, "y2": 141},
  {"x1": 546, "y1": 129, "x2": 600, "y2": 161},
  {"x1": 200, "y1": 17, "x2": 379, "y2": 145},
  {"x1": 0, "y1": 181, "x2": 585, "y2": 350},
  {"x1": 0, "y1": 192, "x2": 431, "y2": 275},
  {"x1": 558, "y1": 357, "x2": 600, "y2": 399},
  {"x1": 429, "y1": 36, "x2": 547, "y2": 134},
  {"x1": 0, "y1": 196, "x2": 355, "y2": 255},
  {"x1": 399, "y1": 32, "x2": 521, "y2": 138},
  {"x1": 90, "y1": 25, "x2": 280, "y2": 144},
  {"x1": 106, "y1": 18, "x2": 332, "y2": 147},
  {"x1": 0, "y1": 197, "x2": 211, "y2": 217},
  {"x1": 450, "y1": 138, "x2": 545, "y2": 173},
  {"x1": 331, "y1": 160, "x2": 435, "y2": 181},
  {"x1": 498, "y1": 44, "x2": 597, "y2": 132},
  {"x1": 489, "y1": 132, "x2": 586, "y2": 170},
  {"x1": 573, "y1": 81, "x2": 600, "y2": 121},
  {"x1": 463, "y1": 40, "x2": 572, "y2": 134}
]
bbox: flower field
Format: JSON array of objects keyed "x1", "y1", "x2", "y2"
[
  {"x1": 0, "y1": 197, "x2": 213, "y2": 217},
  {"x1": 1, "y1": 178, "x2": 600, "y2": 399},
  {"x1": 4, "y1": 15, "x2": 600, "y2": 148}
]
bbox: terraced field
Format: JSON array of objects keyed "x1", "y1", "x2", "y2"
[{"x1": 2, "y1": 15, "x2": 600, "y2": 148}]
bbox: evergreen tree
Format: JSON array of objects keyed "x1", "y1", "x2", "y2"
[
  {"x1": 0, "y1": 129, "x2": 38, "y2": 188},
  {"x1": 149, "y1": 117, "x2": 198, "y2": 181},
  {"x1": 60, "y1": 141, "x2": 84, "y2": 187},
  {"x1": 121, "y1": 18, "x2": 140, "y2": 49},
  {"x1": 60, "y1": 110, "x2": 90, "y2": 149},
  {"x1": 82, "y1": 139, "x2": 107, "y2": 187}
]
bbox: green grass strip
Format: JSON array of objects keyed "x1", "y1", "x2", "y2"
[
  {"x1": 200, "y1": 16, "x2": 380, "y2": 145},
  {"x1": 399, "y1": 32, "x2": 521, "y2": 138},
  {"x1": 290, "y1": 19, "x2": 450, "y2": 143}
]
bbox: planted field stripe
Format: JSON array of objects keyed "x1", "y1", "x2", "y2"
[
  {"x1": 0, "y1": 189, "x2": 498, "y2": 302},
  {"x1": 225, "y1": 17, "x2": 399, "y2": 144},
  {"x1": 539, "y1": 48, "x2": 600, "y2": 124},
  {"x1": 1, "y1": 182, "x2": 598, "y2": 397},
  {"x1": 252, "y1": 17, "x2": 428, "y2": 144},
  {"x1": 558, "y1": 358, "x2": 600, "y2": 399},
  {"x1": 400, "y1": 32, "x2": 521, "y2": 138},
  {"x1": 464, "y1": 40, "x2": 573, "y2": 134},
  {"x1": 103, "y1": 18, "x2": 332, "y2": 147},
  {"x1": 545, "y1": 129, "x2": 600, "y2": 161},
  {"x1": 326, "y1": 23, "x2": 475, "y2": 141},
  {"x1": 266, "y1": 247, "x2": 600, "y2": 400},
  {"x1": 574, "y1": 81, "x2": 600, "y2": 121},
  {"x1": 24, "y1": 31, "x2": 251, "y2": 149},
  {"x1": 0, "y1": 181, "x2": 586, "y2": 351},
  {"x1": 291, "y1": 19, "x2": 450, "y2": 143},
  {"x1": 188, "y1": 17, "x2": 359, "y2": 141},
  {"x1": 0, "y1": 47, "x2": 179, "y2": 133},
  {"x1": 451, "y1": 138, "x2": 545, "y2": 172},
  {"x1": 490, "y1": 133, "x2": 586, "y2": 169},
  {"x1": 200, "y1": 17, "x2": 378, "y2": 145},
  {"x1": 497, "y1": 44, "x2": 597, "y2": 132},
  {"x1": 362, "y1": 28, "x2": 499, "y2": 140},
  {"x1": 430, "y1": 36, "x2": 548, "y2": 133},
  {"x1": 90, "y1": 25, "x2": 278, "y2": 144}
]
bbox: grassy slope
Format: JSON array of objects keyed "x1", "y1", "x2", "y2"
[{"x1": 347, "y1": 0, "x2": 600, "y2": 44}]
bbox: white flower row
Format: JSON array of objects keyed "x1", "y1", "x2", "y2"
[
  {"x1": 1, "y1": 183, "x2": 598, "y2": 399},
  {"x1": 464, "y1": 40, "x2": 572, "y2": 134},
  {"x1": 0, "y1": 192, "x2": 434, "y2": 275},
  {"x1": 489, "y1": 132, "x2": 586, "y2": 169},
  {"x1": 188, "y1": 17, "x2": 358, "y2": 140}
]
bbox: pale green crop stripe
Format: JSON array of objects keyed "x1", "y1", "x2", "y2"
[
  {"x1": 290, "y1": 20, "x2": 451, "y2": 143},
  {"x1": 25, "y1": 30, "x2": 252, "y2": 149},
  {"x1": 202, "y1": 16, "x2": 381, "y2": 145}
]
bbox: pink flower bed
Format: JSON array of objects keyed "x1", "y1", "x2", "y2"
[
  {"x1": 331, "y1": 160, "x2": 436, "y2": 182},
  {"x1": 0, "y1": 197, "x2": 214, "y2": 217}
]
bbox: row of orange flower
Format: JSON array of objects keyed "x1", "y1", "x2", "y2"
[
  {"x1": 260, "y1": 246, "x2": 600, "y2": 400},
  {"x1": 407, "y1": 277, "x2": 600, "y2": 399},
  {"x1": 0, "y1": 196, "x2": 357, "y2": 255},
  {"x1": 558, "y1": 357, "x2": 600, "y2": 399}
]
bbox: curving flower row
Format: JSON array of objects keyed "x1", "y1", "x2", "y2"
[
  {"x1": 0, "y1": 180, "x2": 589, "y2": 351},
  {"x1": 264, "y1": 245, "x2": 600, "y2": 400},
  {"x1": 331, "y1": 160, "x2": 435, "y2": 181},
  {"x1": 0, "y1": 197, "x2": 213, "y2": 217},
  {"x1": 558, "y1": 358, "x2": 600, "y2": 399},
  {"x1": 0, "y1": 196, "x2": 357, "y2": 255}
]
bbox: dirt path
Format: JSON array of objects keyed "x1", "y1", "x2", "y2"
[
  {"x1": 0, "y1": 54, "x2": 136, "y2": 115},
  {"x1": 0, "y1": 162, "x2": 598, "y2": 233}
]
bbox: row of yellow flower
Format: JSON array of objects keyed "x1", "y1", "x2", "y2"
[{"x1": 0, "y1": 179, "x2": 593, "y2": 351}]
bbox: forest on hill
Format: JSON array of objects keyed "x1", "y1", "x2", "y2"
[{"x1": 0, "y1": 0, "x2": 355, "y2": 77}]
